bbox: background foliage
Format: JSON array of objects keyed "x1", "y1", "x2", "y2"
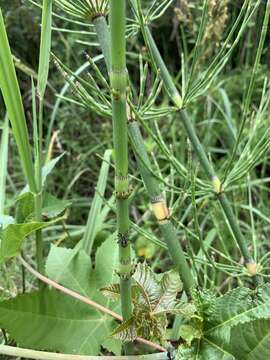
[{"x1": 1, "y1": 0, "x2": 270, "y2": 359}]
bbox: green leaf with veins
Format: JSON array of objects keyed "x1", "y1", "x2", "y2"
[
  {"x1": 177, "y1": 284, "x2": 270, "y2": 359},
  {"x1": 0, "y1": 234, "x2": 121, "y2": 355},
  {"x1": 0, "y1": 289, "x2": 117, "y2": 355},
  {"x1": 109, "y1": 262, "x2": 185, "y2": 343}
]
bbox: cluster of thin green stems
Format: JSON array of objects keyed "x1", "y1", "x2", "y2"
[
  {"x1": 1, "y1": 0, "x2": 270, "y2": 354},
  {"x1": 51, "y1": 0, "x2": 270, "y2": 296},
  {"x1": 133, "y1": 0, "x2": 270, "y2": 274},
  {"x1": 0, "y1": 1, "x2": 52, "y2": 277},
  {"x1": 89, "y1": 1, "x2": 270, "y2": 298}
]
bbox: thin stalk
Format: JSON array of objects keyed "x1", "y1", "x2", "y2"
[
  {"x1": 142, "y1": 24, "x2": 256, "y2": 275},
  {"x1": 0, "y1": 345, "x2": 167, "y2": 360},
  {"x1": 93, "y1": 15, "x2": 195, "y2": 292},
  {"x1": 223, "y1": 0, "x2": 270, "y2": 182},
  {"x1": 109, "y1": 0, "x2": 133, "y2": 351},
  {"x1": 33, "y1": 0, "x2": 52, "y2": 275},
  {"x1": 128, "y1": 119, "x2": 195, "y2": 291},
  {"x1": 34, "y1": 192, "x2": 44, "y2": 274},
  {"x1": 32, "y1": 78, "x2": 44, "y2": 276},
  {"x1": 142, "y1": 27, "x2": 182, "y2": 108}
]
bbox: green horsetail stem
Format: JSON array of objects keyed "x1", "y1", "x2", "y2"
[
  {"x1": 109, "y1": 0, "x2": 133, "y2": 342},
  {"x1": 142, "y1": 26, "x2": 257, "y2": 275},
  {"x1": 92, "y1": 15, "x2": 195, "y2": 293},
  {"x1": 128, "y1": 119, "x2": 196, "y2": 291}
]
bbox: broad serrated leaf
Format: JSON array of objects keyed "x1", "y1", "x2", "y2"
[
  {"x1": 94, "y1": 233, "x2": 119, "y2": 289},
  {"x1": 100, "y1": 284, "x2": 121, "y2": 301},
  {"x1": 133, "y1": 262, "x2": 159, "y2": 310},
  {"x1": 0, "y1": 289, "x2": 116, "y2": 355},
  {"x1": 179, "y1": 324, "x2": 202, "y2": 347},
  {"x1": 181, "y1": 284, "x2": 270, "y2": 359},
  {"x1": 15, "y1": 192, "x2": 34, "y2": 223},
  {"x1": 230, "y1": 318, "x2": 270, "y2": 360},
  {"x1": 112, "y1": 317, "x2": 137, "y2": 342},
  {"x1": 153, "y1": 270, "x2": 182, "y2": 314},
  {"x1": 204, "y1": 284, "x2": 270, "y2": 344},
  {"x1": 102, "y1": 337, "x2": 122, "y2": 356},
  {"x1": 177, "y1": 340, "x2": 236, "y2": 360}
]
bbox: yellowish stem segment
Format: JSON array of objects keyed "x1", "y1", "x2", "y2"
[
  {"x1": 151, "y1": 200, "x2": 170, "y2": 224},
  {"x1": 246, "y1": 262, "x2": 258, "y2": 276},
  {"x1": 212, "y1": 176, "x2": 224, "y2": 194}
]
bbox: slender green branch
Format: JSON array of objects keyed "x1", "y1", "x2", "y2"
[
  {"x1": 0, "y1": 345, "x2": 167, "y2": 360},
  {"x1": 142, "y1": 27, "x2": 182, "y2": 108},
  {"x1": 223, "y1": 0, "x2": 270, "y2": 182},
  {"x1": 141, "y1": 22, "x2": 257, "y2": 275},
  {"x1": 128, "y1": 117, "x2": 196, "y2": 291},
  {"x1": 33, "y1": 0, "x2": 52, "y2": 275}
]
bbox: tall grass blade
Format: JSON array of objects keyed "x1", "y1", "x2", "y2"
[
  {"x1": 0, "y1": 9, "x2": 36, "y2": 193},
  {"x1": 37, "y1": 0, "x2": 53, "y2": 99}
]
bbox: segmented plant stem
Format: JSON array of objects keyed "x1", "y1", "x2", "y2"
[
  {"x1": 93, "y1": 16, "x2": 195, "y2": 293},
  {"x1": 128, "y1": 120, "x2": 195, "y2": 291},
  {"x1": 109, "y1": 0, "x2": 133, "y2": 341},
  {"x1": 143, "y1": 26, "x2": 256, "y2": 273}
]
